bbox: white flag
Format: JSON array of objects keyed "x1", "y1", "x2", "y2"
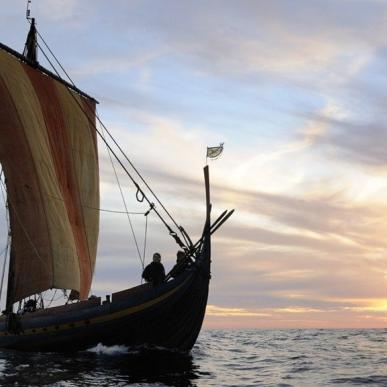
[{"x1": 206, "y1": 143, "x2": 224, "y2": 159}]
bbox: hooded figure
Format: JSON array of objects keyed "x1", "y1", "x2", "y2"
[
  {"x1": 142, "y1": 253, "x2": 166, "y2": 286},
  {"x1": 169, "y1": 250, "x2": 187, "y2": 279}
]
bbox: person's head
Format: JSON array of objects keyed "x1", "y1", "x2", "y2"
[
  {"x1": 176, "y1": 250, "x2": 185, "y2": 263},
  {"x1": 153, "y1": 252, "x2": 161, "y2": 263}
]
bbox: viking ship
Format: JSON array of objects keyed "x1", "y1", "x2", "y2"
[{"x1": 0, "y1": 17, "x2": 233, "y2": 351}]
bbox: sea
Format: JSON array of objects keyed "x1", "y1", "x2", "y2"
[{"x1": 0, "y1": 329, "x2": 386, "y2": 386}]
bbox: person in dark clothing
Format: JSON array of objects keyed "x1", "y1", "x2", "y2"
[
  {"x1": 23, "y1": 299, "x2": 37, "y2": 313},
  {"x1": 169, "y1": 250, "x2": 187, "y2": 279},
  {"x1": 142, "y1": 252, "x2": 166, "y2": 285}
]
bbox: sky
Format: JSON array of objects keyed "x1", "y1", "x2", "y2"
[{"x1": 2, "y1": 0, "x2": 387, "y2": 329}]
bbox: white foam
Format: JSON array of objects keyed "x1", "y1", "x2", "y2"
[
  {"x1": 87, "y1": 343, "x2": 129, "y2": 355},
  {"x1": 14, "y1": 364, "x2": 29, "y2": 370}
]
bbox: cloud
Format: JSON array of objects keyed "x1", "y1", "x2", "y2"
[
  {"x1": 109, "y1": 0, "x2": 385, "y2": 85},
  {"x1": 36, "y1": 0, "x2": 79, "y2": 22},
  {"x1": 206, "y1": 305, "x2": 271, "y2": 317},
  {"x1": 344, "y1": 299, "x2": 387, "y2": 313},
  {"x1": 72, "y1": 51, "x2": 165, "y2": 78},
  {"x1": 324, "y1": 121, "x2": 387, "y2": 167}
]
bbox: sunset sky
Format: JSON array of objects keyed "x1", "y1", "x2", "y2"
[{"x1": 2, "y1": 0, "x2": 387, "y2": 328}]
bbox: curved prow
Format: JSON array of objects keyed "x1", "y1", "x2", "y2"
[
  {"x1": 200, "y1": 165, "x2": 211, "y2": 272},
  {"x1": 204, "y1": 165, "x2": 211, "y2": 233},
  {"x1": 192, "y1": 166, "x2": 234, "y2": 264}
]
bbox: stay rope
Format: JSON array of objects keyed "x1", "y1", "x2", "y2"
[
  {"x1": 142, "y1": 214, "x2": 149, "y2": 269},
  {"x1": 33, "y1": 25, "x2": 187, "y2": 250},
  {"x1": 0, "y1": 173, "x2": 51, "y2": 278},
  {"x1": 98, "y1": 120, "x2": 144, "y2": 269},
  {"x1": 0, "y1": 170, "x2": 10, "y2": 305}
]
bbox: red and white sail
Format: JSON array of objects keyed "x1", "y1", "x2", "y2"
[{"x1": 0, "y1": 47, "x2": 99, "y2": 304}]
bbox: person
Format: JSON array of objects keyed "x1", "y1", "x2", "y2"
[
  {"x1": 142, "y1": 252, "x2": 166, "y2": 285},
  {"x1": 169, "y1": 250, "x2": 186, "y2": 279},
  {"x1": 23, "y1": 299, "x2": 37, "y2": 314}
]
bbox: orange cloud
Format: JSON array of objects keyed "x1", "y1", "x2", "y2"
[{"x1": 206, "y1": 304, "x2": 271, "y2": 317}]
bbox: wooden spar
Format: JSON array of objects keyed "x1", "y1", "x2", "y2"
[
  {"x1": 210, "y1": 209, "x2": 234, "y2": 235},
  {"x1": 0, "y1": 42, "x2": 97, "y2": 103},
  {"x1": 210, "y1": 209, "x2": 227, "y2": 231},
  {"x1": 191, "y1": 211, "x2": 226, "y2": 251},
  {"x1": 165, "y1": 167, "x2": 212, "y2": 281},
  {"x1": 204, "y1": 165, "x2": 211, "y2": 229},
  {"x1": 5, "y1": 251, "x2": 14, "y2": 313},
  {"x1": 187, "y1": 167, "x2": 234, "y2": 257},
  {"x1": 202, "y1": 166, "x2": 211, "y2": 275}
]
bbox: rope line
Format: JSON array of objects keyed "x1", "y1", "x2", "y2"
[
  {"x1": 0, "y1": 169, "x2": 9, "y2": 225},
  {"x1": 0, "y1": 236, "x2": 10, "y2": 304},
  {"x1": 34, "y1": 26, "x2": 187, "y2": 248},
  {"x1": 42, "y1": 289, "x2": 64, "y2": 306},
  {"x1": 36, "y1": 40, "x2": 159, "y2": 271},
  {"x1": 37, "y1": 41, "x2": 186, "y2": 249},
  {"x1": 0, "y1": 169, "x2": 10, "y2": 304},
  {"x1": 99, "y1": 121, "x2": 143, "y2": 267},
  {"x1": 34, "y1": 40, "x2": 98, "y2": 279},
  {"x1": 46, "y1": 193, "x2": 145, "y2": 215},
  {"x1": 85, "y1": 207, "x2": 144, "y2": 215},
  {"x1": 142, "y1": 214, "x2": 149, "y2": 270},
  {"x1": 36, "y1": 34, "x2": 174, "y2": 269},
  {"x1": 0, "y1": 177, "x2": 51, "y2": 276},
  {"x1": 34, "y1": 27, "x2": 77, "y2": 91}
]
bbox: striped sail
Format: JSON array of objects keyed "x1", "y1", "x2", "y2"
[{"x1": 0, "y1": 47, "x2": 99, "y2": 304}]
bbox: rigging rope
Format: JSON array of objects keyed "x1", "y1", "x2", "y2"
[
  {"x1": 32, "y1": 41, "x2": 95, "y2": 277},
  {"x1": 84, "y1": 207, "x2": 144, "y2": 215},
  {"x1": 35, "y1": 40, "x2": 186, "y2": 250},
  {"x1": 0, "y1": 174, "x2": 51, "y2": 277},
  {"x1": 42, "y1": 289, "x2": 64, "y2": 307},
  {"x1": 33, "y1": 26, "x2": 187, "y2": 248},
  {"x1": 33, "y1": 35, "x2": 161, "y2": 268},
  {"x1": 0, "y1": 169, "x2": 9, "y2": 226},
  {"x1": 46, "y1": 193, "x2": 145, "y2": 215},
  {"x1": 34, "y1": 25, "x2": 76, "y2": 90},
  {"x1": 99, "y1": 121, "x2": 144, "y2": 268},
  {"x1": 142, "y1": 213, "x2": 149, "y2": 269},
  {"x1": 0, "y1": 169, "x2": 10, "y2": 304},
  {"x1": 0, "y1": 236, "x2": 10, "y2": 305}
]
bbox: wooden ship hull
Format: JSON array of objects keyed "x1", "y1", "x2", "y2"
[{"x1": 0, "y1": 240, "x2": 210, "y2": 352}]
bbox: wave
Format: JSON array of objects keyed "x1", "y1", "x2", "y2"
[{"x1": 86, "y1": 343, "x2": 130, "y2": 355}]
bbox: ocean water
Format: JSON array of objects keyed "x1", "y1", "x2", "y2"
[{"x1": 0, "y1": 329, "x2": 386, "y2": 386}]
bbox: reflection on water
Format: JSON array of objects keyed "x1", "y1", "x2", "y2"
[
  {"x1": 0, "y1": 345, "x2": 203, "y2": 386},
  {"x1": 1, "y1": 330, "x2": 387, "y2": 386}
]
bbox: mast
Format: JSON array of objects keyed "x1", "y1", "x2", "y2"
[
  {"x1": 203, "y1": 165, "x2": 211, "y2": 268},
  {"x1": 0, "y1": 171, "x2": 12, "y2": 313},
  {"x1": 5, "y1": 11, "x2": 37, "y2": 313},
  {"x1": 4, "y1": 183, "x2": 13, "y2": 313},
  {"x1": 5, "y1": 251, "x2": 14, "y2": 313},
  {"x1": 23, "y1": 18, "x2": 38, "y2": 65}
]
